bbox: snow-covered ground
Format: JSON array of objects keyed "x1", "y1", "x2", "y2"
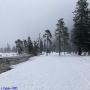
[
  {"x1": 0, "y1": 53, "x2": 18, "y2": 58},
  {"x1": 0, "y1": 54, "x2": 90, "y2": 90}
]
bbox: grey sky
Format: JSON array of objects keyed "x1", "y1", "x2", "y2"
[{"x1": 0, "y1": 0, "x2": 89, "y2": 47}]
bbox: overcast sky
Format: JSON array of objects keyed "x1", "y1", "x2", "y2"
[{"x1": 0, "y1": 0, "x2": 89, "y2": 47}]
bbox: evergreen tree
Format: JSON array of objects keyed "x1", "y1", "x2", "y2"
[
  {"x1": 23, "y1": 39, "x2": 28, "y2": 53},
  {"x1": 55, "y1": 18, "x2": 64, "y2": 56},
  {"x1": 72, "y1": 0, "x2": 90, "y2": 55},
  {"x1": 39, "y1": 39, "x2": 43, "y2": 54},
  {"x1": 43, "y1": 39, "x2": 46, "y2": 52},
  {"x1": 33, "y1": 41, "x2": 39, "y2": 56},
  {"x1": 55, "y1": 18, "x2": 69, "y2": 55},
  {"x1": 86, "y1": 9, "x2": 90, "y2": 54},
  {"x1": 38, "y1": 33, "x2": 43, "y2": 54},
  {"x1": 15, "y1": 39, "x2": 23, "y2": 54},
  {"x1": 62, "y1": 27, "x2": 69, "y2": 54},
  {"x1": 27, "y1": 37, "x2": 33, "y2": 54},
  {"x1": 43, "y1": 30, "x2": 52, "y2": 55}
]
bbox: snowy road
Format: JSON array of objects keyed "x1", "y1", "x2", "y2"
[{"x1": 0, "y1": 54, "x2": 90, "y2": 90}]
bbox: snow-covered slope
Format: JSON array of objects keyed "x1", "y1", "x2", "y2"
[{"x1": 0, "y1": 55, "x2": 90, "y2": 90}]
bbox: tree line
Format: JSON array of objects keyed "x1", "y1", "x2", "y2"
[
  {"x1": 15, "y1": 18, "x2": 69, "y2": 56},
  {"x1": 12, "y1": 0, "x2": 90, "y2": 56},
  {"x1": 15, "y1": 37, "x2": 39, "y2": 56},
  {"x1": 0, "y1": 44, "x2": 16, "y2": 53}
]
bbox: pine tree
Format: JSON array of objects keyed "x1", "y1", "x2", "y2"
[
  {"x1": 62, "y1": 27, "x2": 69, "y2": 54},
  {"x1": 55, "y1": 18, "x2": 64, "y2": 55},
  {"x1": 33, "y1": 41, "x2": 39, "y2": 56},
  {"x1": 23, "y1": 39, "x2": 28, "y2": 53},
  {"x1": 87, "y1": 9, "x2": 90, "y2": 54},
  {"x1": 27, "y1": 37, "x2": 33, "y2": 54},
  {"x1": 39, "y1": 39, "x2": 43, "y2": 54},
  {"x1": 72, "y1": 0, "x2": 90, "y2": 55},
  {"x1": 38, "y1": 33, "x2": 43, "y2": 54},
  {"x1": 43, "y1": 30, "x2": 52, "y2": 55},
  {"x1": 15, "y1": 39, "x2": 23, "y2": 54},
  {"x1": 55, "y1": 18, "x2": 69, "y2": 55},
  {"x1": 43, "y1": 39, "x2": 46, "y2": 52}
]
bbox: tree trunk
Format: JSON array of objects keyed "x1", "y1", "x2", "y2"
[
  {"x1": 46, "y1": 36, "x2": 48, "y2": 56},
  {"x1": 78, "y1": 47, "x2": 82, "y2": 55},
  {"x1": 59, "y1": 35, "x2": 61, "y2": 56}
]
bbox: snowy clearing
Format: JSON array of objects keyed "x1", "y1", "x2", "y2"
[{"x1": 0, "y1": 54, "x2": 90, "y2": 90}]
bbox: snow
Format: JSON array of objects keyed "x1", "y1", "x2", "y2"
[
  {"x1": 0, "y1": 53, "x2": 18, "y2": 58},
  {"x1": 0, "y1": 54, "x2": 90, "y2": 90}
]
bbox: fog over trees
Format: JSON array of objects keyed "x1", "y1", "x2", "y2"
[{"x1": 0, "y1": 0, "x2": 90, "y2": 56}]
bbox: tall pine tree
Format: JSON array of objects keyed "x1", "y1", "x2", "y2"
[
  {"x1": 55, "y1": 18, "x2": 69, "y2": 55},
  {"x1": 43, "y1": 30, "x2": 52, "y2": 55},
  {"x1": 27, "y1": 37, "x2": 33, "y2": 54},
  {"x1": 72, "y1": 0, "x2": 90, "y2": 55}
]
